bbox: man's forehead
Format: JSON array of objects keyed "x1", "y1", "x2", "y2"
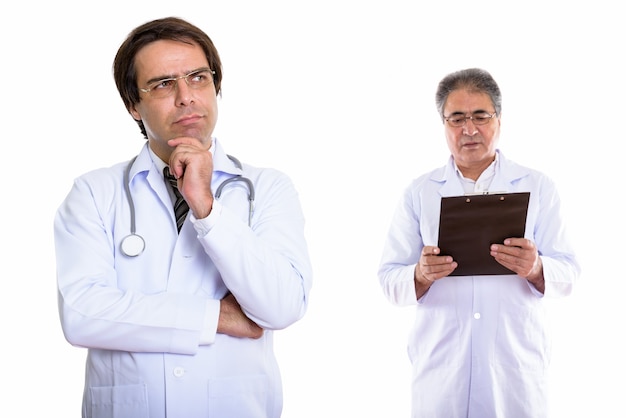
[
  {"x1": 444, "y1": 90, "x2": 493, "y2": 113},
  {"x1": 135, "y1": 40, "x2": 208, "y2": 79}
]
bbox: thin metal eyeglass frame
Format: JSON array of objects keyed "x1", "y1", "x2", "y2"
[
  {"x1": 139, "y1": 67, "x2": 216, "y2": 96},
  {"x1": 444, "y1": 112, "x2": 497, "y2": 127}
]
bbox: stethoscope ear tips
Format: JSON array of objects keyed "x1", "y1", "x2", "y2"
[{"x1": 120, "y1": 233, "x2": 146, "y2": 257}]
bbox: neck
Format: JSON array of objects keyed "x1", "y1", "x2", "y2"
[{"x1": 457, "y1": 157, "x2": 496, "y2": 181}]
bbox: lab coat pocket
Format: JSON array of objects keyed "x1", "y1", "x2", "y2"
[
  {"x1": 87, "y1": 383, "x2": 149, "y2": 418},
  {"x1": 494, "y1": 301, "x2": 550, "y2": 371},
  {"x1": 208, "y1": 375, "x2": 270, "y2": 417},
  {"x1": 407, "y1": 285, "x2": 464, "y2": 368}
]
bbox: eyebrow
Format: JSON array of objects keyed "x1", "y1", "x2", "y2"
[
  {"x1": 447, "y1": 109, "x2": 492, "y2": 116},
  {"x1": 144, "y1": 66, "x2": 212, "y2": 86}
]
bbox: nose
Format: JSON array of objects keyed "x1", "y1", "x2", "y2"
[
  {"x1": 462, "y1": 118, "x2": 478, "y2": 136},
  {"x1": 174, "y1": 78, "x2": 194, "y2": 106}
]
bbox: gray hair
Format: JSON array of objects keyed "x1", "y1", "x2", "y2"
[{"x1": 435, "y1": 68, "x2": 502, "y2": 120}]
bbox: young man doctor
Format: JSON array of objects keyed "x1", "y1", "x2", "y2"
[{"x1": 54, "y1": 17, "x2": 312, "y2": 418}]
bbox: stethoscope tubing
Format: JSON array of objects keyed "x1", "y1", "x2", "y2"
[{"x1": 120, "y1": 155, "x2": 254, "y2": 257}]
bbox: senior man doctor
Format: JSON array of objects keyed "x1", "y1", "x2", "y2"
[
  {"x1": 54, "y1": 17, "x2": 312, "y2": 418},
  {"x1": 378, "y1": 68, "x2": 580, "y2": 418}
]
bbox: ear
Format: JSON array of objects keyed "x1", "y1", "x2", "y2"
[{"x1": 129, "y1": 104, "x2": 141, "y2": 121}]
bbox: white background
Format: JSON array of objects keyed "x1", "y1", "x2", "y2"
[{"x1": 3, "y1": 1, "x2": 623, "y2": 417}]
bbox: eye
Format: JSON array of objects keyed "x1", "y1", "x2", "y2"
[
  {"x1": 152, "y1": 79, "x2": 176, "y2": 90},
  {"x1": 472, "y1": 112, "x2": 492, "y2": 124},
  {"x1": 188, "y1": 70, "x2": 211, "y2": 86}
]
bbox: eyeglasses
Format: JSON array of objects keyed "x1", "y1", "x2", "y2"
[
  {"x1": 444, "y1": 111, "x2": 497, "y2": 128},
  {"x1": 139, "y1": 67, "x2": 215, "y2": 98}
]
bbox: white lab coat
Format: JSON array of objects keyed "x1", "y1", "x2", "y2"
[
  {"x1": 378, "y1": 151, "x2": 580, "y2": 418},
  {"x1": 55, "y1": 139, "x2": 312, "y2": 418}
]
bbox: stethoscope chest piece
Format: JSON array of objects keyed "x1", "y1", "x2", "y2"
[{"x1": 120, "y1": 233, "x2": 145, "y2": 257}]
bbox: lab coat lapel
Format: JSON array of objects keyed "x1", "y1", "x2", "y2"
[
  {"x1": 437, "y1": 156, "x2": 465, "y2": 198},
  {"x1": 128, "y1": 144, "x2": 180, "y2": 230},
  {"x1": 489, "y1": 151, "x2": 531, "y2": 193},
  {"x1": 212, "y1": 139, "x2": 244, "y2": 176}
]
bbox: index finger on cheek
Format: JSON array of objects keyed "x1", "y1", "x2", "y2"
[
  {"x1": 169, "y1": 136, "x2": 205, "y2": 147},
  {"x1": 167, "y1": 138, "x2": 185, "y2": 148}
]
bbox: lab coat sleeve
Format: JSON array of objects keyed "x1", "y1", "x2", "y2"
[
  {"x1": 55, "y1": 172, "x2": 212, "y2": 354},
  {"x1": 196, "y1": 168, "x2": 313, "y2": 330},
  {"x1": 530, "y1": 176, "x2": 581, "y2": 297},
  {"x1": 378, "y1": 184, "x2": 423, "y2": 306}
]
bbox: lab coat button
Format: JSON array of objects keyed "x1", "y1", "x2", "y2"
[
  {"x1": 473, "y1": 313, "x2": 481, "y2": 319},
  {"x1": 173, "y1": 367, "x2": 185, "y2": 377}
]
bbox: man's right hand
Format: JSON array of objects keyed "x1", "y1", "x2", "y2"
[
  {"x1": 217, "y1": 293, "x2": 264, "y2": 339},
  {"x1": 414, "y1": 246, "x2": 458, "y2": 299}
]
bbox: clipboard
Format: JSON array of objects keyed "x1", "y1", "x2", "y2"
[{"x1": 437, "y1": 192, "x2": 530, "y2": 276}]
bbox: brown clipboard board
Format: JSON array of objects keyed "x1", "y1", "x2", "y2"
[{"x1": 437, "y1": 192, "x2": 530, "y2": 276}]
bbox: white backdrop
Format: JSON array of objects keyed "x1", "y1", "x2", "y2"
[{"x1": 3, "y1": 1, "x2": 623, "y2": 417}]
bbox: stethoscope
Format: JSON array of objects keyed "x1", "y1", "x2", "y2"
[{"x1": 120, "y1": 154, "x2": 255, "y2": 257}]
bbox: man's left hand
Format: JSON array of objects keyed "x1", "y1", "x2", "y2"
[{"x1": 491, "y1": 238, "x2": 545, "y2": 293}]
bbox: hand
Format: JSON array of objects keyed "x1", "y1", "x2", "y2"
[
  {"x1": 414, "y1": 246, "x2": 457, "y2": 298},
  {"x1": 217, "y1": 293, "x2": 264, "y2": 339},
  {"x1": 490, "y1": 238, "x2": 545, "y2": 292},
  {"x1": 167, "y1": 137, "x2": 214, "y2": 219}
]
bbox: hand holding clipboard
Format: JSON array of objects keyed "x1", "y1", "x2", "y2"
[{"x1": 437, "y1": 192, "x2": 530, "y2": 276}]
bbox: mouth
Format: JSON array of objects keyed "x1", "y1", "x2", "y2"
[
  {"x1": 175, "y1": 114, "x2": 203, "y2": 125},
  {"x1": 462, "y1": 141, "x2": 480, "y2": 147}
]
